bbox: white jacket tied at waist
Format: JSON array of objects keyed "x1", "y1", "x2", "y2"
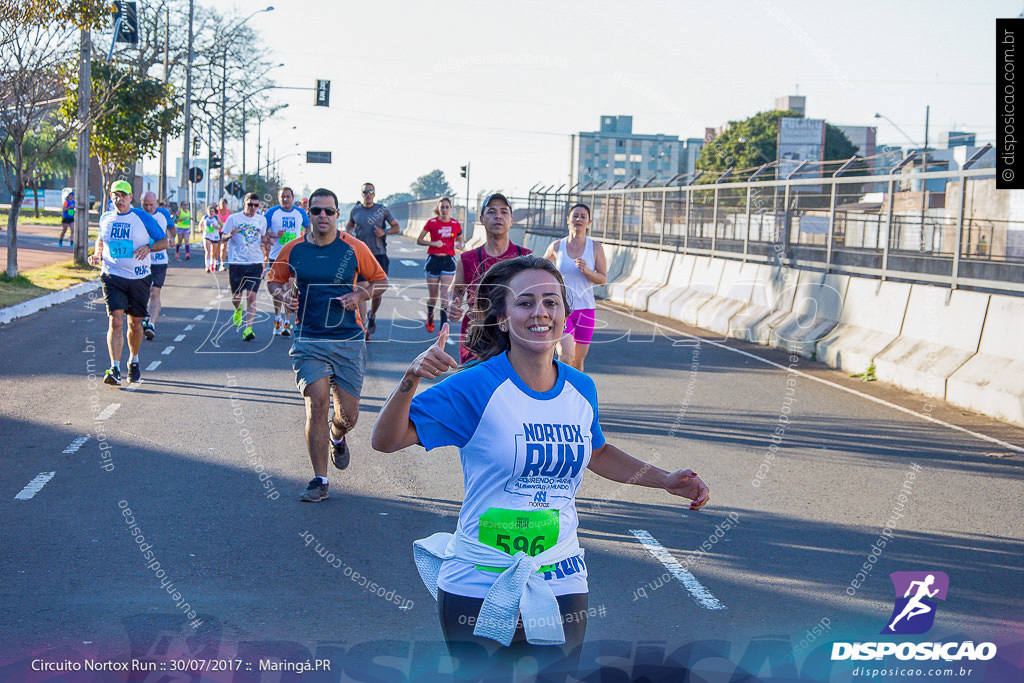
[{"x1": 413, "y1": 530, "x2": 584, "y2": 646}]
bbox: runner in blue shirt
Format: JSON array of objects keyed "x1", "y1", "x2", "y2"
[
  {"x1": 140, "y1": 191, "x2": 173, "y2": 341},
  {"x1": 59, "y1": 189, "x2": 74, "y2": 247},
  {"x1": 373, "y1": 255, "x2": 709, "y2": 677},
  {"x1": 88, "y1": 180, "x2": 168, "y2": 385},
  {"x1": 264, "y1": 186, "x2": 309, "y2": 337}
]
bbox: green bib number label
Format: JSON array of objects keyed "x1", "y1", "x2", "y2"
[
  {"x1": 476, "y1": 507, "x2": 559, "y2": 573},
  {"x1": 279, "y1": 231, "x2": 297, "y2": 245}
]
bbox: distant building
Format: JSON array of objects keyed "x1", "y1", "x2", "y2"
[
  {"x1": 577, "y1": 115, "x2": 685, "y2": 188},
  {"x1": 775, "y1": 94, "x2": 806, "y2": 116},
  {"x1": 941, "y1": 131, "x2": 976, "y2": 148},
  {"x1": 836, "y1": 126, "x2": 877, "y2": 158}
]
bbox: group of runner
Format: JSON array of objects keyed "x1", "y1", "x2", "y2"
[{"x1": 87, "y1": 178, "x2": 709, "y2": 678}]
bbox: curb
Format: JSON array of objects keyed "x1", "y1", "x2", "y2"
[{"x1": 0, "y1": 279, "x2": 101, "y2": 325}]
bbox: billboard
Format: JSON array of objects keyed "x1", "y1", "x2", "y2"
[{"x1": 777, "y1": 117, "x2": 825, "y2": 188}]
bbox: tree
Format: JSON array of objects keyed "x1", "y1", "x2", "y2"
[
  {"x1": 696, "y1": 110, "x2": 859, "y2": 176},
  {"x1": 381, "y1": 192, "x2": 415, "y2": 206},
  {"x1": 21, "y1": 124, "x2": 75, "y2": 218},
  {"x1": 61, "y1": 60, "x2": 180, "y2": 196},
  {"x1": 410, "y1": 169, "x2": 454, "y2": 200},
  {"x1": 0, "y1": 1, "x2": 111, "y2": 276}
]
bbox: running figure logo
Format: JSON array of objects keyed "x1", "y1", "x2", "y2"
[{"x1": 881, "y1": 571, "x2": 949, "y2": 635}]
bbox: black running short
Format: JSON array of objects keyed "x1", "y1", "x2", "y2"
[
  {"x1": 437, "y1": 588, "x2": 587, "y2": 680},
  {"x1": 374, "y1": 253, "x2": 390, "y2": 275},
  {"x1": 150, "y1": 263, "x2": 167, "y2": 288},
  {"x1": 424, "y1": 254, "x2": 457, "y2": 279},
  {"x1": 101, "y1": 272, "x2": 151, "y2": 318},
  {"x1": 229, "y1": 263, "x2": 264, "y2": 294}
]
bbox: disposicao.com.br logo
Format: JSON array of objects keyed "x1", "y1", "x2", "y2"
[{"x1": 832, "y1": 571, "x2": 997, "y2": 662}]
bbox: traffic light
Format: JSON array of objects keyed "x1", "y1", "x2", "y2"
[
  {"x1": 192, "y1": 136, "x2": 201, "y2": 156},
  {"x1": 209, "y1": 153, "x2": 221, "y2": 170},
  {"x1": 460, "y1": 165, "x2": 467, "y2": 178}
]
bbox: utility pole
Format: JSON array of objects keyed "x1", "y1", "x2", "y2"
[
  {"x1": 569, "y1": 134, "x2": 576, "y2": 198},
  {"x1": 73, "y1": 29, "x2": 91, "y2": 266},
  {"x1": 219, "y1": 47, "x2": 227, "y2": 200},
  {"x1": 180, "y1": 0, "x2": 194, "y2": 208},
  {"x1": 157, "y1": 6, "x2": 169, "y2": 202}
]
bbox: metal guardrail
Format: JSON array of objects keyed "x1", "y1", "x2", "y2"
[{"x1": 526, "y1": 167, "x2": 1024, "y2": 295}]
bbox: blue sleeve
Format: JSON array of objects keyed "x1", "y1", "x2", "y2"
[
  {"x1": 135, "y1": 208, "x2": 166, "y2": 241},
  {"x1": 563, "y1": 365, "x2": 605, "y2": 449},
  {"x1": 409, "y1": 364, "x2": 502, "y2": 450},
  {"x1": 265, "y1": 206, "x2": 279, "y2": 224},
  {"x1": 158, "y1": 208, "x2": 173, "y2": 224},
  {"x1": 299, "y1": 207, "x2": 309, "y2": 228}
]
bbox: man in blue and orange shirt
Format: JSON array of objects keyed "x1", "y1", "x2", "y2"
[{"x1": 267, "y1": 187, "x2": 388, "y2": 503}]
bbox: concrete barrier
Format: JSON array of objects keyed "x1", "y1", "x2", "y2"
[
  {"x1": 605, "y1": 249, "x2": 649, "y2": 303},
  {"x1": 946, "y1": 296, "x2": 1024, "y2": 426},
  {"x1": 771, "y1": 272, "x2": 849, "y2": 358},
  {"x1": 670, "y1": 256, "x2": 725, "y2": 323},
  {"x1": 610, "y1": 249, "x2": 675, "y2": 312},
  {"x1": 873, "y1": 285, "x2": 989, "y2": 399},
  {"x1": 647, "y1": 253, "x2": 696, "y2": 318},
  {"x1": 694, "y1": 260, "x2": 758, "y2": 337},
  {"x1": 730, "y1": 264, "x2": 798, "y2": 343},
  {"x1": 816, "y1": 279, "x2": 912, "y2": 374}
]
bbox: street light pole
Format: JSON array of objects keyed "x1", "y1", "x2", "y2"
[{"x1": 180, "y1": 0, "x2": 193, "y2": 206}]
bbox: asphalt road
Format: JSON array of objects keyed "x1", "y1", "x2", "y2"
[{"x1": 1, "y1": 235, "x2": 1022, "y2": 682}]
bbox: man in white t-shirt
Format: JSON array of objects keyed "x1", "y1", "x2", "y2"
[
  {"x1": 221, "y1": 192, "x2": 268, "y2": 341},
  {"x1": 140, "y1": 191, "x2": 174, "y2": 341},
  {"x1": 88, "y1": 180, "x2": 168, "y2": 385},
  {"x1": 264, "y1": 186, "x2": 309, "y2": 337}
]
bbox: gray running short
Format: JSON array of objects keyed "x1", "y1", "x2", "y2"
[{"x1": 289, "y1": 338, "x2": 366, "y2": 398}]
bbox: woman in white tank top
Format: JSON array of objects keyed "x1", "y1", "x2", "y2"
[{"x1": 543, "y1": 203, "x2": 607, "y2": 371}]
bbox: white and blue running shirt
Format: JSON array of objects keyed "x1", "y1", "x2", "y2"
[
  {"x1": 98, "y1": 208, "x2": 165, "y2": 279},
  {"x1": 265, "y1": 205, "x2": 310, "y2": 260},
  {"x1": 149, "y1": 209, "x2": 171, "y2": 265},
  {"x1": 409, "y1": 352, "x2": 605, "y2": 598}
]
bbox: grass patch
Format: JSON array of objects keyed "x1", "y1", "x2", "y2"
[
  {"x1": 1, "y1": 212, "x2": 64, "y2": 226},
  {"x1": 0, "y1": 260, "x2": 98, "y2": 308},
  {"x1": 850, "y1": 363, "x2": 877, "y2": 382}
]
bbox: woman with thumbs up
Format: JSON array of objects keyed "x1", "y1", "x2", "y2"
[{"x1": 373, "y1": 255, "x2": 709, "y2": 679}]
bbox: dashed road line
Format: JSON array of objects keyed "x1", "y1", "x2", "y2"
[
  {"x1": 63, "y1": 435, "x2": 90, "y2": 454},
  {"x1": 146, "y1": 361, "x2": 161, "y2": 372},
  {"x1": 96, "y1": 404, "x2": 120, "y2": 421},
  {"x1": 174, "y1": 334, "x2": 186, "y2": 342},
  {"x1": 400, "y1": 259, "x2": 419, "y2": 267},
  {"x1": 15, "y1": 472, "x2": 56, "y2": 500},
  {"x1": 193, "y1": 314, "x2": 205, "y2": 320},
  {"x1": 184, "y1": 324, "x2": 195, "y2": 331},
  {"x1": 629, "y1": 529, "x2": 725, "y2": 610},
  {"x1": 161, "y1": 346, "x2": 174, "y2": 355}
]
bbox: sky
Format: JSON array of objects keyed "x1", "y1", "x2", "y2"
[{"x1": 142, "y1": 0, "x2": 1014, "y2": 205}]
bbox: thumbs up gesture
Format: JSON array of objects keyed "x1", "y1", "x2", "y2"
[{"x1": 408, "y1": 323, "x2": 459, "y2": 380}]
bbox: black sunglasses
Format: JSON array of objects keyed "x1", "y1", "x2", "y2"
[
  {"x1": 362, "y1": 189, "x2": 374, "y2": 194},
  {"x1": 309, "y1": 207, "x2": 338, "y2": 216},
  {"x1": 246, "y1": 202, "x2": 260, "y2": 207}
]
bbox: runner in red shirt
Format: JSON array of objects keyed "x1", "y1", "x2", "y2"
[
  {"x1": 447, "y1": 193, "x2": 530, "y2": 364},
  {"x1": 416, "y1": 197, "x2": 464, "y2": 334}
]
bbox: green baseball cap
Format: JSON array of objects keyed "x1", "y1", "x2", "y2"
[{"x1": 110, "y1": 180, "x2": 132, "y2": 195}]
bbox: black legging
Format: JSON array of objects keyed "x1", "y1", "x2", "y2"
[{"x1": 437, "y1": 588, "x2": 587, "y2": 682}]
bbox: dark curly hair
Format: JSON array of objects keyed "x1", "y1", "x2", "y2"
[{"x1": 466, "y1": 255, "x2": 571, "y2": 362}]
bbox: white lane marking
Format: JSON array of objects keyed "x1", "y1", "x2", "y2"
[
  {"x1": 124, "y1": 380, "x2": 143, "y2": 392},
  {"x1": 629, "y1": 529, "x2": 725, "y2": 610},
  {"x1": 174, "y1": 334, "x2": 186, "y2": 342},
  {"x1": 161, "y1": 346, "x2": 174, "y2": 355},
  {"x1": 63, "y1": 435, "x2": 91, "y2": 454},
  {"x1": 184, "y1": 324, "x2": 195, "y2": 331},
  {"x1": 193, "y1": 314, "x2": 205, "y2": 320},
  {"x1": 146, "y1": 361, "x2": 161, "y2": 371},
  {"x1": 401, "y1": 295, "x2": 411, "y2": 301},
  {"x1": 15, "y1": 472, "x2": 56, "y2": 500},
  {"x1": 602, "y1": 305, "x2": 1024, "y2": 454},
  {"x1": 202, "y1": 307, "x2": 211, "y2": 312},
  {"x1": 400, "y1": 259, "x2": 419, "y2": 267},
  {"x1": 96, "y1": 404, "x2": 120, "y2": 421}
]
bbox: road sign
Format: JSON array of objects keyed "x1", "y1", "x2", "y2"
[
  {"x1": 188, "y1": 167, "x2": 204, "y2": 184},
  {"x1": 315, "y1": 80, "x2": 330, "y2": 107},
  {"x1": 306, "y1": 151, "x2": 332, "y2": 164},
  {"x1": 114, "y1": 1, "x2": 138, "y2": 44}
]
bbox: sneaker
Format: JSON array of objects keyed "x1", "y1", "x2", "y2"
[
  {"x1": 331, "y1": 433, "x2": 350, "y2": 470},
  {"x1": 143, "y1": 319, "x2": 155, "y2": 340},
  {"x1": 103, "y1": 367, "x2": 121, "y2": 386},
  {"x1": 426, "y1": 317, "x2": 435, "y2": 333},
  {"x1": 185, "y1": 253, "x2": 190, "y2": 260},
  {"x1": 366, "y1": 316, "x2": 377, "y2": 335},
  {"x1": 281, "y1": 321, "x2": 292, "y2": 337},
  {"x1": 242, "y1": 327, "x2": 255, "y2": 341},
  {"x1": 274, "y1": 320, "x2": 282, "y2": 336},
  {"x1": 128, "y1": 362, "x2": 141, "y2": 383},
  {"x1": 232, "y1": 307, "x2": 243, "y2": 327},
  {"x1": 299, "y1": 478, "x2": 329, "y2": 502},
  {"x1": 218, "y1": 263, "x2": 226, "y2": 271}
]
